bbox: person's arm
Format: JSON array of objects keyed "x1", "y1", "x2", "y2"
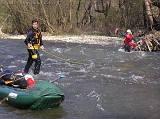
[
  {"x1": 24, "y1": 30, "x2": 32, "y2": 45},
  {"x1": 39, "y1": 32, "x2": 44, "y2": 50},
  {"x1": 24, "y1": 29, "x2": 34, "y2": 48},
  {"x1": 39, "y1": 32, "x2": 43, "y2": 46}
]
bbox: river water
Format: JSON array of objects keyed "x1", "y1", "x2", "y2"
[{"x1": 0, "y1": 39, "x2": 160, "y2": 119}]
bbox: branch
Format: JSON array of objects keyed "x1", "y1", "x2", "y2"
[
  {"x1": 17, "y1": 10, "x2": 46, "y2": 23},
  {"x1": 151, "y1": 0, "x2": 160, "y2": 8}
]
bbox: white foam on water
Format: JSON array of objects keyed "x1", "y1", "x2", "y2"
[
  {"x1": 17, "y1": 60, "x2": 26, "y2": 64},
  {"x1": 136, "y1": 51, "x2": 147, "y2": 59},
  {"x1": 87, "y1": 90, "x2": 95, "y2": 97},
  {"x1": 86, "y1": 60, "x2": 95, "y2": 69},
  {"x1": 87, "y1": 90, "x2": 97, "y2": 97},
  {"x1": 52, "y1": 48, "x2": 63, "y2": 53},
  {"x1": 64, "y1": 48, "x2": 71, "y2": 52},
  {"x1": 78, "y1": 67, "x2": 87, "y2": 73},
  {"x1": 40, "y1": 71, "x2": 54, "y2": 77},
  {"x1": 140, "y1": 52, "x2": 147, "y2": 57},
  {"x1": 131, "y1": 74, "x2": 144, "y2": 79},
  {"x1": 46, "y1": 58, "x2": 57, "y2": 62},
  {"x1": 55, "y1": 72, "x2": 66, "y2": 75},
  {"x1": 118, "y1": 47, "x2": 125, "y2": 52},
  {"x1": 103, "y1": 74, "x2": 126, "y2": 81},
  {"x1": 7, "y1": 65, "x2": 17, "y2": 68},
  {"x1": 87, "y1": 90, "x2": 106, "y2": 112},
  {"x1": 6, "y1": 55, "x2": 14, "y2": 58},
  {"x1": 29, "y1": 71, "x2": 58, "y2": 81},
  {"x1": 118, "y1": 47, "x2": 136, "y2": 53},
  {"x1": 80, "y1": 48, "x2": 89, "y2": 56},
  {"x1": 75, "y1": 94, "x2": 81, "y2": 97},
  {"x1": 129, "y1": 74, "x2": 147, "y2": 84},
  {"x1": 87, "y1": 90, "x2": 101, "y2": 98},
  {"x1": 60, "y1": 83, "x2": 71, "y2": 88},
  {"x1": 96, "y1": 103, "x2": 105, "y2": 112},
  {"x1": 106, "y1": 75, "x2": 115, "y2": 78},
  {"x1": 111, "y1": 67, "x2": 122, "y2": 72},
  {"x1": 40, "y1": 53, "x2": 44, "y2": 57}
]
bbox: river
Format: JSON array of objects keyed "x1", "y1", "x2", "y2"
[{"x1": 0, "y1": 39, "x2": 160, "y2": 119}]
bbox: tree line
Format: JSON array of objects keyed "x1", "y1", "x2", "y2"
[{"x1": 1, "y1": 0, "x2": 160, "y2": 35}]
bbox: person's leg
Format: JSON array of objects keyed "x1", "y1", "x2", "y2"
[
  {"x1": 126, "y1": 45, "x2": 131, "y2": 52},
  {"x1": 34, "y1": 51, "x2": 41, "y2": 75},
  {"x1": 24, "y1": 50, "x2": 33, "y2": 73},
  {"x1": 124, "y1": 45, "x2": 130, "y2": 52}
]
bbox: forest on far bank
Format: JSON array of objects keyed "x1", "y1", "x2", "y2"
[{"x1": 0, "y1": 0, "x2": 160, "y2": 36}]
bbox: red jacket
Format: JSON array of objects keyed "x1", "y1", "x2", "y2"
[
  {"x1": 124, "y1": 34, "x2": 133, "y2": 45},
  {"x1": 124, "y1": 34, "x2": 137, "y2": 48}
]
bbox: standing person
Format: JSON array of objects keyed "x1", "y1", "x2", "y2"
[
  {"x1": 123, "y1": 29, "x2": 137, "y2": 52},
  {"x1": 24, "y1": 20, "x2": 44, "y2": 75}
]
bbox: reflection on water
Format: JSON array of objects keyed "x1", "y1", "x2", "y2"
[{"x1": 0, "y1": 39, "x2": 160, "y2": 119}]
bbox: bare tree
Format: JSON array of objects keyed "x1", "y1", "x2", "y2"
[
  {"x1": 1, "y1": 0, "x2": 160, "y2": 35},
  {"x1": 144, "y1": 0, "x2": 154, "y2": 29}
]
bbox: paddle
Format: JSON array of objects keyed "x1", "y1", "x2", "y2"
[{"x1": 50, "y1": 74, "x2": 65, "y2": 83}]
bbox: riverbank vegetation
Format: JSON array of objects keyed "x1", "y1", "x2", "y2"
[{"x1": 0, "y1": 0, "x2": 159, "y2": 34}]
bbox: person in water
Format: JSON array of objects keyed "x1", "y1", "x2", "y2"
[
  {"x1": 123, "y1": 29, "x2": 137, "y2": 52},
  {"x1": 24, "y1": 20, "x2": 44, "y2": 75}
]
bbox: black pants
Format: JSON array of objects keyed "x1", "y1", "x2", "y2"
[
  {"x1": 24, "y1": 49, "x2": 41, "y2": 74},
  {"x1": 124, "y1": 44, "x2": 131, "y2": 52}
]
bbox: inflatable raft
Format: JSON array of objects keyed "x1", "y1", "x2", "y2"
[{"x1": 0, "y1": 80, "x2": 64, "y2": 110}]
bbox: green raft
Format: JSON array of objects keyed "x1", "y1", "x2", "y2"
[{"x1": 0, "y1": 80, "x2": 64, "y2": 110}]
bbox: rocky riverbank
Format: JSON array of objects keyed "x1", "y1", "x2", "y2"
[{"x1": 0, "y1": 32, "x2": 123, "y2": 46}]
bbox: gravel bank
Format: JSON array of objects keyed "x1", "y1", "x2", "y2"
[{"x1": 0, "y1": 34, "x2": 123, "y2": 45}]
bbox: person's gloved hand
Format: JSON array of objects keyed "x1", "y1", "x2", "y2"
[
  {"x1": 40, "y1": 45, "x2": 44, "y2": 50},
  {"x1": 27, "y1": 43, "x2": 32, "y2": 48}
]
